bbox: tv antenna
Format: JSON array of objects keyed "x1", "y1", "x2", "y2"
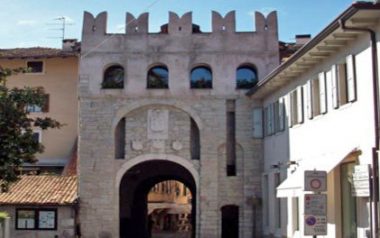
[{"x1": 47, "y1": 16, "x2": 74, "y2": 40}]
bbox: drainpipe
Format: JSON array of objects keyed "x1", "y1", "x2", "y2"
[{"x1": 339, "y1": 19, "x2": 379, "y2": 238}]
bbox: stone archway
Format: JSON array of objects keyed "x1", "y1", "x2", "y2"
[{"x1": 118, "y1": 159, "x2": 197, "y2": 238}]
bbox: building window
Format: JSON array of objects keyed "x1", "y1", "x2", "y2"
[
  {"x1": 190, "y1": 66, "x2": 212, "y2": 89},
  {"x1": 16, "y1": 208, "x2": 57, "y2": 230},
  {"x1": 32, "y1": 130, "x2": 42, "y2": 143},
  {"x1": 332, "y1": 55, "x2": 356, "y2": 108},
  {"x1": 252, "y1": 107, "x2": 263, "y2": 139},
  {"x1": 26, "y1": 94, "x2": 49, "y2": 113},
  {"x1": 26, "y1": 61, "x2": 44, "y2": 73},
  {"x1": 147, "y1": 65, "x2": 169, "y2": 89},
  {"x1": 190, "y1": 118, "x2": 200, "y2": 160},
  {"x1": 307, "y1": 72, "x2": 327, "y2": 119},
  {"x1": 264, "y1": 104, "x2": 274, "y2": 136},
  {"x1": 226, "y1": 100, "x2": 236, "y2": 176},
  {"x1": 115, "y1": 118, "x2": 126, "y2": 159},
  {"x1": 290, "y1": 87, "x2": 304, "y2": 126},
  {"x1": 102, "y1": 65, "x2": 124, "y2": 89},
  {"x1": 263, "y1": 98, "x2": 285, "y2": 137},
  {"x1": 236, "y1": 65, "x2": 258, "y2": 89}
]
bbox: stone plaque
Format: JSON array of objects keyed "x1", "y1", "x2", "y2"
[{"x1": 148, "y1": 109, "x2": 169, "y2": 139}]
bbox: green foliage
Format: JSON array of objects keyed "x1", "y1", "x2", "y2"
[
  {"x1": 0, "y1": 212, "x2": 9, "y2": 220},
  {"x1": 0, "y1": 66, "x2": 61, "y2": 192}
]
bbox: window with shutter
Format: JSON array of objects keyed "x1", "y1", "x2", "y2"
[
  {"x1": 337, "y1": 63, "x2": 348, "y2": 104},
  {"x1": 319, "y1": 72, "x2": 327, "y2": 114},
  {"x1": 290, "y1": 90, "x2": 298, "y2": 127},
  {"x1": 312, "y1": 77, "x2": 321, "y2": 117},
  {"x1": 297, "y1": 87, "x2": 304, "y2": 124},
  {"x1": 332, "y1": 55, "x2": 356, "y2": 108},
  {"x1": 26, "y1": 94, "x2": 49, "y2": 113},
  {"x1": 306, "y1": 80, "x2": 313, "y2": 119},
  {"x1": 331, "y1": 64, "x2": 339, "y2": 109},
  {"x1": 42, "y1": 94, "x2": 49, "y2": 112},
  {"x1": 278, "y1": 98, "x2": 285, "y2": 131},
  {"x1": 252, "y1": 108, "x2": 263, "y2": 138},
  {"x1": 346, "y1": 54, "x2": 357, "y2": 102},
  {"x1": 268, "y1": 103, "x2": 274, "y2": 135},
  {"x1": 273, "y1": 101, "x2": 279, "y2": 133}
]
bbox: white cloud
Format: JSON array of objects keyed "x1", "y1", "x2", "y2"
[{"x1": 17, "y1": 20, "x2": 37, "y2": 26}]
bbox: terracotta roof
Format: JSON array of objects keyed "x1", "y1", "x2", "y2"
[
  {"x1": 0, "y1": 176, "x2": 77, "y2": 205},
  {"x1": 0, "y1": 47, "x2": 78, "y2": 59}
]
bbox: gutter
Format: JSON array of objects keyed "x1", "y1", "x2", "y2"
[
  {"x1": 246, "y1": 2, "x2": 380, "y2": 97},
  {"x1": 340, "y1": 18, "x2": 380, "y2": 238}
]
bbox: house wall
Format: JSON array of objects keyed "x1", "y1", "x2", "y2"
[
  {"x1": 1, "y1": 206, "x2": 75, "y2": 238},
  {"x1": 1, "y1": 57, "x2": 78, "y2": 166},
  {"x1": 260, "y1": 26, "x2": 379, "y2": 237},
  {"x1": 78, "y1": 11, "x2": 278, "y2": 238}
]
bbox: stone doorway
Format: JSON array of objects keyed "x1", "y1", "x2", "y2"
[{"x1": 119, "y1": 160, "x2": 196, "y2": 238}]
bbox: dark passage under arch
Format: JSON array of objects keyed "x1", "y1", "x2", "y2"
[{"x1": 119, "y1": 160, "x2": 196, "y2": 238}]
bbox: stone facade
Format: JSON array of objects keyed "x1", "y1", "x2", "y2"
[{"x1": 78, "y1": 10, "x2": 279, "y2": 238}]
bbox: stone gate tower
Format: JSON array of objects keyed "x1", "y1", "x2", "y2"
[{"x1": 78, "y1": 10, "x2": 279, "y2": 238}]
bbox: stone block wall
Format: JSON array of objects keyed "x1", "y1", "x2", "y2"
[{"x1": 78, "y1": 10, "x2": 278, "y2": 238}]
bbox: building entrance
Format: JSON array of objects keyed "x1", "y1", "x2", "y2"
[{"x1": 119, "y1": 160, "x2": 196, "y2": 238}]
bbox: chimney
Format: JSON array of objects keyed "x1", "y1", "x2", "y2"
[
  {"x1": 295, "y1": 34, "x2": 311, "y2": 45},
  {"x1": 62, "y1": 39, "x2": 78, "y2": 51}
]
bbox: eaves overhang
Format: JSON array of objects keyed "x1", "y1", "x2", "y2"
[{"x1": 247, "y1": 2, "x2": 380, "y2": 99}]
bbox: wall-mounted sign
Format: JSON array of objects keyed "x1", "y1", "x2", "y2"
[
  {"x1": 304, "y1": 170, "x2": 327, "y2": 192},
  {"x1": 304, "y1": 194, "x2": 327, "y2": 236},
  {"x1": 352, "y1": 164, "x2": 370, "y2": 197}
]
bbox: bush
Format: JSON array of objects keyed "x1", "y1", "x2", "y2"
[{"x1": 0, "y1": 212, "x2": 9, "y2": 222}]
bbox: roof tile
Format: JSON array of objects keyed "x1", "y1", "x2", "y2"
[
  {"x1": 0, "y1": 175, "x2": 77, "y2": 205},
  {"x1": 0, "y1": 47, "x2": 78, "y2": 59}
]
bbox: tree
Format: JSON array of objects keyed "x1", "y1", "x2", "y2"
[{"x1": 0, "y1": 66, "x2": 61, "y2": 192}]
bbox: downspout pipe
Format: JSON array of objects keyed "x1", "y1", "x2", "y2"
[{"x1": 340, "y1": 19, "x2": 379, "y2": 237}]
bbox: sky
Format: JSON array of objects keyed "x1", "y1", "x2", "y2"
[{"x1": 0, "y1": 0, "x2": 356, "y2": 49}]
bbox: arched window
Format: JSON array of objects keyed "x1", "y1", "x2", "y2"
[
  {"x1": 236, "y1": 65, "x2": 258, "y2": 89},
  {"x1": 190, "y1": 66, "x2": 212, "y2": 89},
  {"x1": 102, "y1": 65, "x2": 124, "y2": 89},
  {"x1": 147, "y1": 65, "x2": 169, "y2": 89}
]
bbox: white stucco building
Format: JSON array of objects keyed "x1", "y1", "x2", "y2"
[{"x1": 248, "y1": 2, "x2": 380, "y2": 238}]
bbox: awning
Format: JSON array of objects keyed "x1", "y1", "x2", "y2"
[{"x1": 276, "y1": 148, "x2": 359, "y2": 198}]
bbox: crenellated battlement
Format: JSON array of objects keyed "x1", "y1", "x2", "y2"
[
  {"x1": 212, "y1": 11, "x2": 235, "y2": 33},
  {"x1": 126, "y1": 12, "x2": 148, "y2": 34},
  {"x1": 82, "y1": 10, "x2": 278, "y2": 36}
]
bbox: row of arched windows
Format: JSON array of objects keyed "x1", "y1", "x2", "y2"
[{"x1": 102, "y1": 64, "x2": 258, "y2": 89}]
